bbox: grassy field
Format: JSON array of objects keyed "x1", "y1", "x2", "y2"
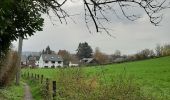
[{"x1": 22, "y1": 56, "x2": 170, "y2": 99}]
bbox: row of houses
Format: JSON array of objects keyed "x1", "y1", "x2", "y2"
[
  {"x1": 21, "y1": 53, "x2": 99, "y2": 68},
  {"x1": 21, "y1": 53, "x2": 128, "y2": 68},
  {"x1": 21, "y1": 54, "x2": 63, "y2": 68}
]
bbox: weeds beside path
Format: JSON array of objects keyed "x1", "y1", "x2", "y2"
[{"x1": 0, "y1": 83, "x2": 24, "y2": 100}]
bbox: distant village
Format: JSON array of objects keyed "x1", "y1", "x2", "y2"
[
  {"x1": 21, "y1": 44, "x2": 101, "y2": 68},
  {"x1": 21, "y1": 43, "x2": 123, "y2": 68},
  {"x1": 21, "y1": 43, "x2": 170, "y2": 68}
]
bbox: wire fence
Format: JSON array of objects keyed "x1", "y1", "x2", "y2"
[{"x1": 22, "y1": 72, "x2": 57, "y2": 99}]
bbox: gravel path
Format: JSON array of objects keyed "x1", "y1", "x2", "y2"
[{"x1": 24, "y1": 83, "x2": 33, "y2": 100}]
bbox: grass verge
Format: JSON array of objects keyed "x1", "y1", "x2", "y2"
[{"x1": 0, "y1": 82, "x2": 24, "y2": 100}]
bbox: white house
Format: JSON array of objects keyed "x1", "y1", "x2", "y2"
[
  {"x1": 69, "y1": 61, "x2": 79, "y2": 67},
  {"x1": 38, "y1": 54, "x2": 63, "y2": 68}
]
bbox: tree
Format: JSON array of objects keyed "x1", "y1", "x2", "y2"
[
  {"x1": 114, "y1": 50, "x2": 121, "y2": 57},
  {"x1": 149, "y1": 50, "x2": 155, "y2": 58},
  {"x1": 0, "y1": 0, "x2": 44, "y2": 59},
  {"x1": 160, "y1": 44, "x2": 170, "y2": 56},
  {"x1": 140, "y1": 49, "x2": 152, "y2": 58},
  {"x1": 1, "y1": 0, "x2": 169, "y2": 55},
  {"x1": 76, "y1": 42, "x2": 93, "y2": 59},
  {"x1": 0, "y1": 0, "x2": 45, "y2": 86},
  {"x1": 93, "y1": 47, "x2": 109, "y2": 64},
  {"x1": 58, "y1": 50, "x2": 71, "y2": 65},
  {"x1": 0, "y1": 0, "x2": 169, "y2": 86},
  {"x1": 163, "y1": 44, "x2": 170, "y2": 56},
  {"x1": 155, "y1": 44, "x2": 162, "y2": 57},
  {"x1": 43, "y1": 46, "x2": 53, "y2": 54},
  {"x1": 134, "y1": 49, "x2": 155, "y2": 60}
]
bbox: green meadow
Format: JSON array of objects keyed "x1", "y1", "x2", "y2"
[{"x1": 22, "y1": 56, "x2": 170, "y2": 99}]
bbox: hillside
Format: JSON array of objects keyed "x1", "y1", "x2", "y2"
[{"x1": 22, "y1": 56, "x2": 170, "y2": 99}]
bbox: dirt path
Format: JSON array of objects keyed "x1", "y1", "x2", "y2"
[{"x1": 24, "y1": 83, "x2": 33, "y2": 100}]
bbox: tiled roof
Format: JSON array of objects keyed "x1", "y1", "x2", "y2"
[{"x1": 42, "y1": 54, "x2": 63, "y2": 62}]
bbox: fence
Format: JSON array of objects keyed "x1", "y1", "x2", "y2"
[{"x1": 22, "y1": 72, "x2": 57, "y2": 99}]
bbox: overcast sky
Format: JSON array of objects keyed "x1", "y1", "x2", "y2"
[{"x1": 12, "y1": 1, "x2": 170, "y2": 55}]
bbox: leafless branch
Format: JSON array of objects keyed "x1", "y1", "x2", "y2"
[{"x1": 33, "y1": 0, "x2": 170, "y2": 34}]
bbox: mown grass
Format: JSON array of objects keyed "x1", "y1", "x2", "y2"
[
  {"x1": 22, "y1": 56, "x2": 170, "y2": 99},
  {"x1": 0, "y1": 82, "x2": 24, "y2": 100}
]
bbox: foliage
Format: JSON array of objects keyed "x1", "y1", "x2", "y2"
[
  {"x1": 58, "y1": 50, "x2": 72, "y2": 65},
  {"x1": 114, "y1": 50, "x2": 121, "y2": 57},
  {"x1": 0, "y1": 0, "x2": 44, "y2": 58},
  {"x1": 54, "y1": 68, "x2": 153, "y2": 100},
  {"x1": 26, "y1": 78, "x2": 45, "y2": 100},
  {"x1": 76, "y1": 42, "x2": 93, "y2": 59},
  {"x1": 23, "y1": 56, "x2": 170, "y2": 99},
  {"x1": 42, "y1": 46, "x2": 54, "y2": 54},
  {"x1": 23, "y1": 67, "x2": 168, "y2": 100},
  {"x1": 134, "y1": 49, "x2": 155, "y2": 60},
  {"x1": 0, "y1": 82, "x2": 24, "y2": 100},
  {"x1": 93, "y1": 47, "x2": 109, "y2": 64},
  {"x1": 155, "y1": 44, "x2": 170, "y2": 56},
  {"x1": 0, "y1": 51, "x2": 18, "y2": 87}
]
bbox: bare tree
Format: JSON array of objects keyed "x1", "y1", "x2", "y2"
[
  {"x1": 93, "y1": 47, "x2": 109, "y2": 64},
  {"x1": 114, "y1": 50, "x2": 121, "y2": 57},
  {"x1": 84, "y1": 0, "x2": 169, "y2": 33},
  {"x1": 155, "y1": 44, "x2": 162, "y2": 56},
  {"x1": 34, "y1": 0, "x2": 170, "y2": 34}
]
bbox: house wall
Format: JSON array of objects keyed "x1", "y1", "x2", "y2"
[
  {"x1": 43, "y1": 61, "x2": 63, "y2": 68},
  {"x1": 38, "y1": 56, "x2": 44, "y2": 68},
  {"x1": 38, "y1": 55, "x2": 63, "y2": 68},
  {"x1": 69, "y1": 62, "x2": 79, "y2": 67},
  {"x1": 35, "y1": 61, "x2": 39, "y2": 66}
]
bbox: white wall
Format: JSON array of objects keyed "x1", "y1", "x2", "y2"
[
  {"x1": 69, "y1": 61, "x2": 78, "y2": 67},
  {"x1": 38, "y1": 55, "x2": 63, "y2": 68},
  {"x1": 38, "y1": 56, "x2": 44, "y2": 68}
]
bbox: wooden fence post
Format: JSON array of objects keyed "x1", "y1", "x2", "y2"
[
  {"x1": 52, "y1": 81, "x2": 56, "y2": 99},
  {"x1": 24, "y1": 72, "x2": 26, "y2": 77},
  {"x1": 46, "y1": 78, "x2": 50, "y2": 98},
  {"x1": 46, "y1": 78, "x2": 49, "y2": 91},
  {"x1": 27, "y1": 72, "x2": 29, "y2": 78},
  {"x1": 41, "y1": 75, "x2": 43, "y2": 84},
  {"x1": 31, "y1": 73, "x2": 33, "y2": 78},
  {"x1": 37, "y1": 74, "x2": 39, "y2": 80}
]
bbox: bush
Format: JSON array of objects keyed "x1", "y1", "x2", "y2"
[
  {"x1": 24, "y1": 68, "x2": 166, "y2": 100},
  {"x1": 0, "y1": 51, "x2": 18, "y2": 87},
  {"x1": 54, "y1": 68, "x2": 163, "y2": 100}
]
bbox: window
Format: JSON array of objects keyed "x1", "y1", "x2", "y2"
[
  {"x1": 45, "y1": 61, "x2": 48, "y2": 63},
  {"x1": 51, "y1": 65, "x2": 55, "y2": 68},
  {"x1": 58, "y1": 61, "x2": 62, "y2": 64},
  {"x1": 51, "y1": 61, "x2": 55, "y2": 64},
  {"x1": 44, "y1": 66, "x2": 48, "y2": 68}
]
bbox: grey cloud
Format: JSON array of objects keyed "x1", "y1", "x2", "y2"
[{"x1": 12, "y1": 2, "x2": 170, "y2": 55}]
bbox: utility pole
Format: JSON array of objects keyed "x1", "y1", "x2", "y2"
[{"x1": 16, "y1": 37, "x2": 23, "y2": 85}]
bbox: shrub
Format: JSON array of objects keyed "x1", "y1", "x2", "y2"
[
  {"x1": 24, "y1": 68, "x2": 166, "y2": 100},
  {"x1": 54, "y1": 68, "x2": 163, "y2": 100},
  {"x1": 0, "y1": 51, "x2": 18, "y2": 87}
]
